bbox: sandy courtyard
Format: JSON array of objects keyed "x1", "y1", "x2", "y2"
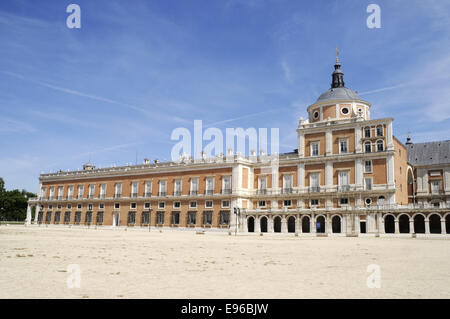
[{"x1": 0, "y1": 225, "x2": 449, "y2": 299}]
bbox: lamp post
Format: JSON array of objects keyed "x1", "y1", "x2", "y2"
[{"x1": 233, "y1": 207, "x2": 240, "y2": 236}]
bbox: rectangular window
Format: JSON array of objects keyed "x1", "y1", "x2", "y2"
[
  {"x1": 49, "y1": 187, "x2": 55, "y2": 199},
  {"x1": 158, "y1": 202, "x2": 165, "y2": 209},
  {"x1": 57, "y1": 204, "x2": 62, "y2": 209},
  {"x1": 188, "y1": 211, "x2": 197, "y2": 225},
  {"x1": 282, "y1": 175, "x2": 293, "y2": 193},
  {"x1": 87, "y1": 203, "x2": 93, "y2": 211},
  {"x1": 258, "y1": 200, "x2": 266, "y2": 208},
  {"x1": 88, "y1": 184, "x2": 95, "y2": 199},
  {"x1": 130, "y1": 202, "x2": 137, "y2": 209},
  {"x1": 85, "y1": 212, "x2": 92, "y2": 224},
  {"x1": 128, "y1": 212, "x2": 136, "y2": 224},
  {"x1": 144, "y1": 181, "x2": 152, "y2": 197},
  {"x1": 205, "y1": 200, "x2": 213, "y2": 208},
  {"x1": 46, "y1": 212, "x2": 52, "y2": 222},
  {"x1": 174, "y1": 179, "x2": 182, "y2": 196},
  {"x1": 173, "y1": 201, "x2": 181, "y2": 208},
  {"x1": 219, "y1": 211, "x2": 230, "y2": 225},
  {"x1": 58, "y1": 186, "x2": 64, "y2": 199},
  {"x1": 340, "y1": 198, "x2": 349, "y2": 205},
  {"x1": 40, "y1": 187, "x2": 47, "y2": 199},
  {"x1": 114, "y1": 203, "x2": 120, "y2": 209},
  {"x1": 75, "y1": 212, "x2": 81, "y2": 223},
  {"x1": 365, "y1": 178, "x2": 372, "y2": 190},
  {"x1": 376, "y1": 126, "x2": 383, "y2": 136},
  {"x1": 338, "y1": 171, "x2": 349, "y2": 191},
  {"x1": 115, "y1": 183, "x2": 122, "y2": 198},
  {"x1": 131, "y1": 182, "x2": 138, "y2": 198},
  {"x1": 364, "y1": 160, "x2": 372, "y2": 173},
  {"x1": 190, "y1": 178, "x2": 199, "y2": 195},
  {"x1": 258, "y1": 176, "x2": 267, "y2": 194},
  {"x1": 310, "y1": 173, "x2": 320, "y2": 192},
  {"x1": 64, "y1": 211, "x2": 71, "y2": 223},
  {"x1": 172, "y1": 211, "x2": 180, "y2": 225},
  {"x1": 48, "y1": 205, "x2": 53, "y2": 210},
  {"x1": 159, "y1": 180, "x2": 167, "y2": 196},
  {"x1": 311, "y1": 142, "x2": 319, "y2": 156},
  {"x1": 54, "y1": 212, "x2": 61, "y2": 223},
  {"x1": 96, "y1": 212, "x2": 104, "y2": 224},
  {"x1": 222, "y1": 200, "x2": 230, "y2": 208},
  {"x1": 77, "y1": 185, "x2": 84, "y2": 199},
  {"x1": 99, "y1": 203, "x2": 104, "y2": 209},
  {"x1": 144, "y1": 202, "x2": 150, "y2": 209},
  {"x1": 205, "y1": 177, "x2": 214, "y2": 195},
  {"x1": 203, "y1": 211, "x2": 213, "y2": 225},
  {"x1": 141, "y1": 212, "x2": 150, "y2": 224},
  {"x1": 431, "y1": 181, "x2": 441, "y2": 194},
  {"x1": 67, "y1": 186, "x2": 74, "y2": 199},
  {"x1": 222, "y1": 176, "x2": 231, "y2": 194},
  {"x1": 189, "y1": 201, "x2": 197, "y2": 209},
  {"x1": 283, "y1": 199, "x2": 292, "y2": 207},
  {"x1": 157, "y1": 212, "x2": 164, "y2": 225},
  {"x1": 364, "y1": 127, "x2": 371, "y2": 138},
  {"x1": 77, "y1": 203, "x2": 82, "y2": 209},
  {"x1": 99, "y1": 184, "x2": 106, "y2": 199},
  {"x1": 311, "y1": 199, "x2": 319, "y2": 206},
  {"x1": 67, "y1": 204, "x2": 72, "y2": 209},
  {"x1": 339, "y1": 139, "x2": 348, "y2": 154},
  {"x1": 365, "y1": 142, "x2": 372, "y2": 153}
]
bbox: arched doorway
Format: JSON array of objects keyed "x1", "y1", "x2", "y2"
[
  {"x1": 429, "y1": 214, "x2": 441, "y2": 234},
  {"x1": 446, "y1": 215, "x2": 450, "y2": 234},
  {"x1": 260, "y1": 216, "x2": 268, "y2": 233},
  {"x1": 414, "y1": 215, "x2": 425, "y2": 233},
  {"x1": 247, "y1": 217, "x2": 254, "y2": 232},
  {"x1": 316, "y1": 216, "x2": 325, "y2": 233},
  {"x1": 302, "y1": 216, "x2": 310, "y2": 233},
  {"x1": 399, "y1": 214, "x2": 410, "y2": 233},
  {"x1": 332, "y1": 216, "x2": 341, "y2": 233},
  {"x1": 384, "y1": 215, "x2": 395, "y2": 233},
  {"x1": 274, "y1": 216, "x2": 281, "y2": 233},
  {"x1": 287, "y1": 216, "x2": 296, "y2": 233}
]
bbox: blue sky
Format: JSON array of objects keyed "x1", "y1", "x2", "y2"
[{"x1": 0, "y1": 0, "x2": 449, "y2": 192}]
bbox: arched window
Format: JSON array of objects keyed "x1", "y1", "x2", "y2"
[
  {"x1": 376, "y1": 140, "x2": 384, "y2": 152},
  {"x1": 364, "y1": 127, "x2": 371, "y2": 138},
  {"x1": 364, "y1": 142, "x2": 372, "y2": 153},
  {"x1": 376, "y1": 125, "x2": 383, "y2": 137}
]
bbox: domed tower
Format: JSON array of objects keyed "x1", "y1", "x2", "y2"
[{"x1": 305, "y1": 54, "x2": 371, "y2": 123}]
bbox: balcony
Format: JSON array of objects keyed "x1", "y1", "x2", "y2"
[
  {"x1": 221, "y1": 189, "x2": 232, "y2": 195},
  {"x1": 173, "y1": 191, "x2": 182, "y2": 196},
  {"x1": 282, "y1": 188, "x2": 293, "y2": 194},
  {"x1": 430, "y1": 190, "x2": 444, "y2": 195},
  {"x1": 309, "y1": 186, "x2": 321, "y2": 193},
  {"x1": 57, "y1": 196, "x2": 63, "y2": 200},
  {"x1": 205, "y1": 190, "x2": 214, "y2": 196},
  {"x1": 190, "y1": 190, "x2": 198, "y2": 196},
  {"x1": 88, "y1": 195, "x2": 94, "y2": 199},
  {"x1": 131, "y1": 193, "x2": 138, "y2": 198},
  {"x1": 114, "y1": 193, "x2": 122, "y2": 199},
  {"x1": 67, "y1": 195, "x2": 73, "y2": 200},
  {"x1": 257, "y1": 189, "x2": 267, "y2": 195},
  {"x1": 49, "y1": 196, "x2": 54, "y2": 200},
  {"x1": 99, "y1": 194, "x2": 106, "y2": 199},
  {"x1": 158, "y1": 191, "x2": 167, "y2": 197},
  {"x1": 144, "y1": 192, "x2": 152, "y2": 198},
  {"x1": 338, "y1": 185, "x2": 350, "y2": 192}
]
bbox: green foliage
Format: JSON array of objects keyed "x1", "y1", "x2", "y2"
[{"x1": 0, "y1": 177, "x2": 36, "y2": 221}]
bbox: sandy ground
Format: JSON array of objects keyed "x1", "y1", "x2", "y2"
[{"x1": 0, "y1": 225, "x2": 449, "y2": 299}]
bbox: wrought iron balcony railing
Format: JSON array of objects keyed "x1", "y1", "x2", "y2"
[{"x1": 309, "y1": 186, "x2": 321, "y2": 193}]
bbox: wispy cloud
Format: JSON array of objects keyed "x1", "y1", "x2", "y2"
[
  {"x1": 0, "y1": 117, "x2": 35, "y2": 133},
  {"x1": 281, "y1": 59, "x2": 293, "y2": 83}
]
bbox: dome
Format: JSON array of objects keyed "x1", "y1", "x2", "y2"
[{"x1": 316, "y1": 86, "x2": 362, "y2": 103}]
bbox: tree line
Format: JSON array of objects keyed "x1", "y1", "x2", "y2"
[{"x1": 0, "y1": 178, "x2": 36, "y2": 221}]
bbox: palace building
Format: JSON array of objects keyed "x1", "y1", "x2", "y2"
[{"x1": 26, "y1": 58, "x2": 450, "y2": 236}]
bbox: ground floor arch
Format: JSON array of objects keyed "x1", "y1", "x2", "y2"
[
  {"x1": 384, "y1": 214, "x2": 395, "y2": 233},
  {"x1": 399, "y1": 214, "x2": 410, "y2": 233},
  {"x1": 332, "y1": 215, "x2": 341, "y2": 233},
  {"x1": 429, "y1": 214, "x2": 442, "y2": 234},
  {"x1": 414, "y1": 214, "x2": 425, "y2": 233},
  {"x1": 260, "y1": 216, "x2": 268, "y2": 233},
  {"x1": 446, "y1": 214, "x2": 450, "y2": 234},
  {"x1": 316, "y1": 216, "x2": 325, "y2": 233},
  {"x1": 287, "y1": 216, "x2": 296, "y2": 233},
  {"x1": 273, "y1": 216, "x2": 281, "y2": 233},
  {"x1": 247, "y1": 216, "x2": 254, "y2": 233},
  {"x1": 302, "y1": 216, "x2": 310, "y2": 233}
]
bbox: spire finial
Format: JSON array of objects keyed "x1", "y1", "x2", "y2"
[{"x1": 336, "y1": 47, "x2": 339, "y2": 63}]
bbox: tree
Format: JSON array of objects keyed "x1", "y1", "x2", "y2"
[{"x1": 0, "y1": 178, "x2": 37, "y2": 222}]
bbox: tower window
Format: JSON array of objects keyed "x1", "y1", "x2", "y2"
[
  {"x1": 341, "y1": 107, "x2": 349, "y2": 115},
  {"x1": 313, "y1": 111, "x2": 319, "y2": 119}
]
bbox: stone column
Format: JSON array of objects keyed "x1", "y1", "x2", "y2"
[
  {"x1": 25, "y1": 205, "x2": 32, "y2": 225},
  {"x1": 268, "y1": 216, "x2": 274, "y2": 233},
  {"x1": 255, "y1": 217, "x2": 260, "y2": 233},
  {"x1": 379, "y1": 214, "x2": 385, "y2": 234},
  {"x1": 34, "y1": 205, "x2": 40, "y2": 224},
  {"x1": 354, "y1": 126, "x2": 362, "y2": 153},
  {"x1": 409, "y1": 219, "x2": 414, "y2": 234},
  {"x1": 355, "y1": 159, "x2": 363, "y2": 190},
  {"x1": 355, "y1": 215, "x2": 360, "y2": 234},
  {"x1": 394, "y1": 218, "x2": 399, "y2": 234},
  {"x1": 425, "y1": 219, "x2": 430, "y2": 234},
  {"x1": 386, "y1": 121, "x2": 394, "y2": 150},
  {"x1": 326, "y1": 215, "x2": 332, "y2": 234},
  {"x1": 444, "y1": 168, "x2": 450, "y2": 193},
  {"x1": 441, "y1": 219, "x2": 446, "y2": 234},
  {"x1": 326, "y1": 130, "x2": 332, "y2": 156},
  {"x1": 281, "y1": 216, "x2": 287, "y2": 233},
  {"x1": 297, "y1": 216, "x2": 302, "y2": 233},
  {"x1": 387, "y1": 155, "x2": 395, "y2": 187},
  {"x1": 311, "y1": 214, "x2": 316, "y2": 233},
  {"x1": 325, "y1": 161, "x2": 333, "y2": 192},
  {"x1": 298, "y1": 132, "x2": 305, "y2": 157},
  {"x1": 297, "y1": 163, "x2": 305, "y2": 192}
]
